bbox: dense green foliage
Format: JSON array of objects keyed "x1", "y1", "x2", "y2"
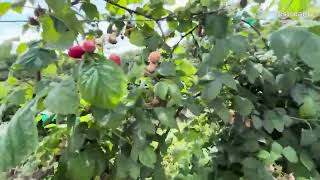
[{"x1": 1, "y1": 0, "x2": 320, "y2": 179}]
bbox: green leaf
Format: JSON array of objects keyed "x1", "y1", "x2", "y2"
[
  {"x1": 167, "y1": 81, "x2": 182, "y2": 106},
  {"x1": 16, "y1": 42, "x2": 28, "y2": 55},
  {"x1": 81, "y1": 3, "x2": 99, "y2": 20},
  {"x1": 204, "y1": 14, "x2": 229, "y2": 38},
  {"x1": 227, "y1": 35, "x2": 249, "y2": 56},
  {"x1": 16, "y1": 47, "x2": 57, "y2": 71},
  {"x1": 45, "y1": 0, "x2": 83, "y2": 34},
  {"x1": 8, "y1": 89, "x2": 26, "y2": 105},
  {"x1": 246, "y1": 61, "x2": 262, "y2": 84},
  {"x1": 201, "y1": 80, "x2": 222, "y2": 102},
  {"x1": 298, "y1": 34, "x2": 320, "y2": 71},
  {"x1": 201, "y1": 39, "x2": 229, "y2": 68},
  {"x1": 252, "y1": 115, "x2": 262, "y2": 129},
  {"x1": 44, "y1": 77, "x2": 80, "y2": 115},
  {"x1": 271, "y1": 142, "x2": 283, "y2": 155},
  {"x1": 282, "y1": 146, "x2": 298, "y2": 163},
  {"x1": 176, "y1": 20, "x2": 195, "y2": 33},
  {"x1": 276, "y1": 72, "x2": 297, "y2": 92},
  {"x1": 45, "y1": 0, "x2": 68, "y2": 12},
  {"x1": 175, "y1": 59, "x2": 196, "y2": 76},
  {"x1": 129, "y1": 30, "x2": 145, "y2": 46},
  {"x1": 270, "y1": 27, "x2": 320, "y2": 71},
  {"x1": 154, "y1": 107, "x2": 177, "y2": 128},
  {"x1": 219, "y1": 73, "x2": 237, "y2": 90},
  {"x1": 92, "y1": 105, "x2": 127, "y2": 129},
  {"x1": 300, "y1": 129, "x2": 318, "y2": 146},
  {"x1": 0, "y1": 2, "x2": 11, "y2": 16},
  {"x1": 0, "y1": 85, "x2": 9, "y2": 100},
  {"x1": 139, "y1": 146, "x2": 157, "y2": 168},
  {"x1": 211, "y1": 99, "x2": 231, "y2": 123},
  {"x1": 257, "y1": 150, "x2": 270, "y2": 160},
  {"x1": 300, "y1": 151, "x2": 315, "y2": 171},
  {"x1": 57, "y1": 148, "x2": 106, "y2": 180},
  {"x1": 116, "y1": 155, "x2": 140, "y2": 179},
  {"x1": 154, "y1": 81, "x2": 169, "y2": 100},
  {"x1": 79, "y1": 58, "x2": 127, "y2": 109},
  {"x1": 299, "y1": 96, "x2": 317, "y2": 118},
  {"x1": 263, "y1": 118, "x2": 274, "y2": 134},
  {"x1": 233, "y1": 96, "x2": 254, "y2": 116},
  {"x1": 157, "y1": 62, "x2": 176, "y2": 76},
  {"x1": 40, "y1": 15, "x2": 76, "y2": 49},
  {"x1": 106, "y1": 0, "x2": 127, "y2": 15},
  {"x1": 0, "y1": 100, "x2": 38, "y2": 172},
  {"x1": 291, "y1": 84, "x2": 308, "y2": 105},
  {"x1": 279, "y1": 0, "x2": 311, "y2": 13},
  {"x1": 264, "y1": 110, "x2": 284, "y2": 132}
]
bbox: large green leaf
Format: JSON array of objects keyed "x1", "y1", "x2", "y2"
[
  {"x1": 201, "y1": 80, "x2": 222, "y2": 102},
  {"x1": 300, "y1": 129, "x2": 318, "y2": 146},
  {"x1": 154, "y1": 81, "x2": 169, "y2": 100},
  {"x1": 211, "y1": 99, "x2": 231, "y2": 123},
  {"x1": 299, "y1": 96, "x2": 317, "y2": 118},
  {"x1": 138, "y1": 146, "x2": 157, "y2": 168},
  {"x1": 204, "y1": 14, "x2": 229, "y2": 38},
  {"x1": 263, "y1": 110, "x2": 285, "y2": 132},
  {"x1": 116, "y1": 155, "x2": 140, "y2": 179},
  {"x1": 129, "y1": 30, "x2": 145, "y2": 46},
  {"x1": 157, "y1": 62, "x2": 176, "y2": 76},
  {"x1": 282, "y1": 146, "x2": 298, "y2": 163},
  {"x1": 16, "y1": 47, "x2": 57, "y2": 71},
  {"x1": 55, "y1": 148, "x2": 107, "y2": 180},
  {"x1": 154, "y1": 107, "x2": 177, "y2": 128},
  {"x1": 106, "y1": 0, "x2": 127, "y2": 15},
  {"x1": 81, "y1": 2, "x2": 99, "y2": 20},
  {"x1": 0, "y1": 100, "x2": 38, "y2": 172},
  {"x1": 40, "y1": 15, "x2": 76, "y2": 49},
  {"x1": 233, "y1": 96, "x2": 254, "y2": 116},
  {"x1": 79, "y1": 58, "x2": 128, "y2": 109},
  {"x1": 227, "y1": 35, "x2": 249, "y2": 56},
  {"x1": 270, "y1": 27, "x2": 320, "y2": 71},
  {"x1": 0, "y1": 2, "x2": 11, "y2": 16},
  {"x1": 44, "y1": 77, "x2": 80, "y2": 115},
  {"x1": 279, "y1": 0, "x2": 311, "y2": 13},
  {"x1": 300, "y1": 151, "x2": 315, "y2": 171},
  {"x1": 45, "y1": 0, "x2": 83, "y2": 34}
]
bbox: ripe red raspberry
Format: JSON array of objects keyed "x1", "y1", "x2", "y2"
[{"x1": 68, "y1": 45, "x2": 85, "y2": 59}]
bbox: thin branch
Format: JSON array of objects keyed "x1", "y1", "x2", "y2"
[
  {"x1": 191, "y1": 32, "x2": 202, "y2": 62},
  {"x1": 289, "y1": 116, "x2": 320, "y2": 122},
  {"x1": 105, "y1": 0, "x2": 155, "y2": 20},
  {"x1": 241, "y1": 19, "x2": 269, "y2": 49},
  {"x1": 156, "y1": 21, "x2": 166, "y2": 41},
  {"x1": 191, "y1": 9, "x2": 222, "y2": 17},
  {"x1": 112, "y1": 131, "x2": 132, "y2": 145},
  {"x1": 170, "y1": 25, "x2": 199, "y2": 57},
  {"x1": 36, "y1": 71, "x2": 41, "y2": 82}
]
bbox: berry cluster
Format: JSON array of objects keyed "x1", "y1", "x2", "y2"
[
  {"x1": 68, "y1": 40, "x2": 121, "y2": 65},
  {"x1": 147, "y1": 51, "x2": 161, "y2": 73}
]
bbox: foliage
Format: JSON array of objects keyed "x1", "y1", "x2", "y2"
[{"x1": 1, "y1": 0, "x2": 320, "y2": 179}]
